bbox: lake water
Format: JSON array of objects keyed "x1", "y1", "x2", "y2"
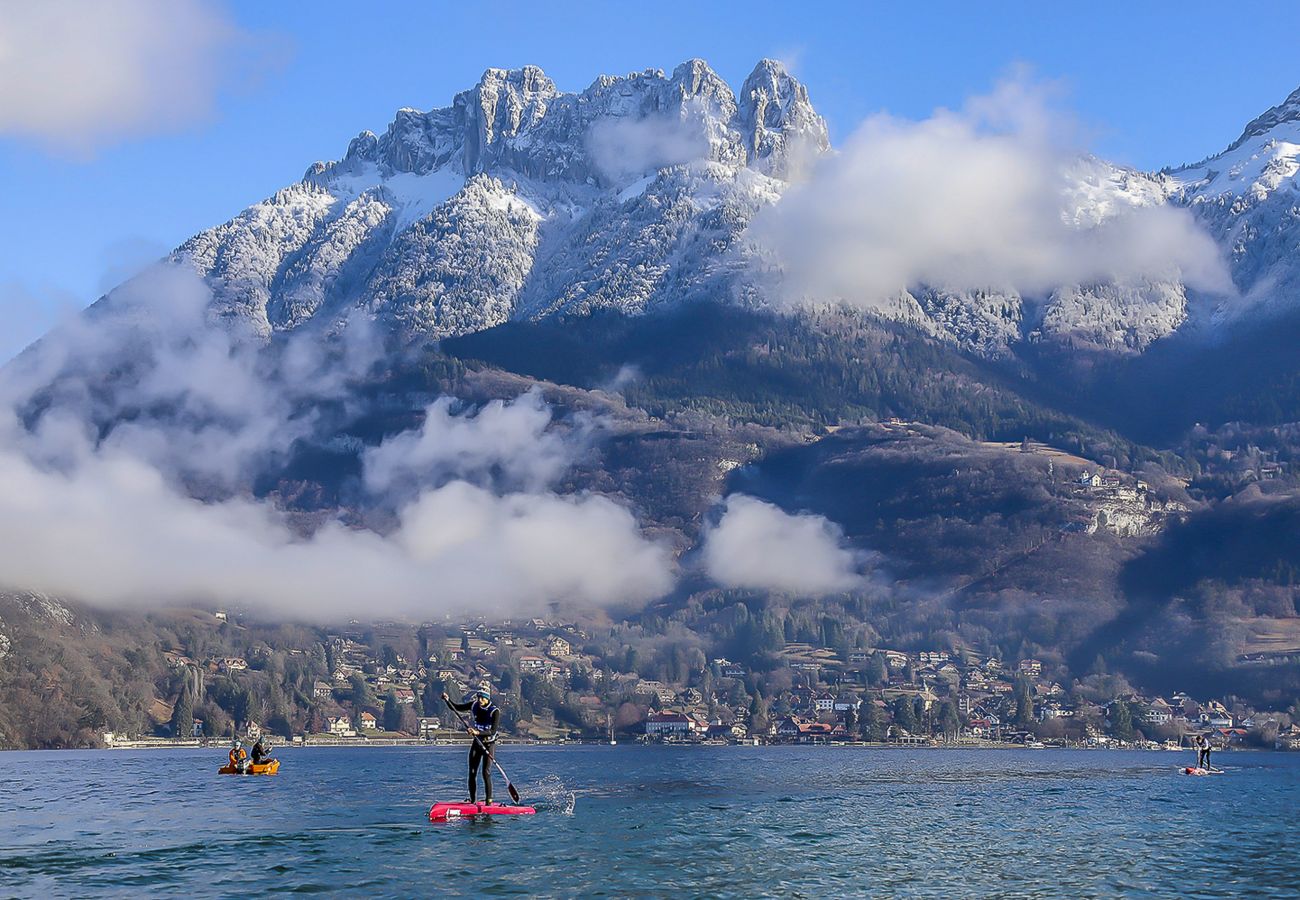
[{"x1": 0, "y1": 746, "x2": 1295, "y2": 897}]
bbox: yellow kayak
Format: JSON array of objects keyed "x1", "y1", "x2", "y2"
[{"x1": 218, "y1": 759, "x2": 280, "y2": 775}]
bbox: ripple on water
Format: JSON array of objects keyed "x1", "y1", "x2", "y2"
[{"x1": 0, "y1": 747, "x2": 1296, "y2": 897}]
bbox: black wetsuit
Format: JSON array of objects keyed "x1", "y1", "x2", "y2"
[
  {"x1": 451, "y1": 698, "x2": 500, "y2": 802},
  {"x1": 1197, "y1": 739, "x2": 1211, "y2": 769},
  {"x1": 252, "y1": 740, "x2": 270, "y2": 765}
]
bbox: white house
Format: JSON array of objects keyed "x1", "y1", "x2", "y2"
[
  {"x1": 327, "y1": 716, "x2": 356, "y2": 738},
  {"x1": 645, "y1": 712, "x2": 691, "y2": 737}
]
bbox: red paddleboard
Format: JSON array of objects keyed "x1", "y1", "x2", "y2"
[
  {"x1": 429, "y1": 801, "x2": 536, "y2": 821},
  {"x1": 1182, "y1": 767, "x2": 1223, "y2": 776}
]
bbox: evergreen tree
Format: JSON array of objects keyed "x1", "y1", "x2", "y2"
[
  {"x1": 170, "y1": 688, "x2": 194, "y2": 739},
  {"x1": 1110, "y1": 700, "x2": 1135, "y2": 741},
  {"x1": 422, "y1": 678, "x2": 443, "y2": 715},
  {"x1": 750, "y1": 692, "x2": 769, "y2": 734},
  {"x1": 860, "y1": 697, "x2": 885, "y2": 742},
  {"x1": 867, "y1": 653, "x2": 887, "y2": 686},
  {"x1": 1014, "y1": 677, "x2": 1034, "y2": 728},
  {"x1": 938, "y1": 700, "x2": 960, "y2": 740},
  {"x1": 350, "y1": 673, "x2": 376, "y2": 708},
  {"x1": 383, "y1": 690, "x2": 401, "y2": 732},
  {"x1": 892, "y1": 696, "x2": 918, "y2": 733}
]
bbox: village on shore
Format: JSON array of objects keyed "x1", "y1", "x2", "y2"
[{"x1": 95, "y1": 612, "x2": 1300, "y2": 754}]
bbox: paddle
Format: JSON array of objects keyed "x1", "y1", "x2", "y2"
[{"x1": 444, "y1": 697, "x2": 522, "y2": 805}]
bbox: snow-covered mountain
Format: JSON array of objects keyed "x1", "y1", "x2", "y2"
[
  {"x1": 176, "y1": 59, "x2": 826, "y2": 341},
  {"x1": 162, "y1": 60, "x2": 1299, "y2": 359},
  {"x1": 1166, "y1": 85, "x2": 1300, "y2": 320},
  {"x1": 870, "y1": 87, "x2": 1300, "y2": 358}
]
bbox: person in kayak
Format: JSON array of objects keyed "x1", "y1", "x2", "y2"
[
  {"x1": 251, "y1": 736, "x2": 273, "y2": 766},
  {"x1": 229, "y1": 739, "x2": 249, "y2": 774},
  {"x1": 443, "y1": 686, "x2": 500, "y2": 805},
  {"x1": 1194, "y1": 734, "x2": 1212, "y2": 770}
]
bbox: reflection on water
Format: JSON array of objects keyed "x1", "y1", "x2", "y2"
[{"x1": 0, "y1": 746, "x2": 1295, "y2": 897}]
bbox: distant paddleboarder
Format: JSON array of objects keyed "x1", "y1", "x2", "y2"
[
  {"x1": 1194, "y1": 734, "x2": 1213, "y2": 771},
  {"x1": 443, "y1": 686, "x2": 501, "y2": 805}
]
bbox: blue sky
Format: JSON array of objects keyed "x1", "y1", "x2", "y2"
[{"x1": 2, "y1": 0, "x2": 1299, "y2": 359}]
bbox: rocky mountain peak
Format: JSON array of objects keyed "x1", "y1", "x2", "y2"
[
  {"x1": 1226, "y1": 83, "x2": 1300, "y2": 153},
  {"x1": 456, "y1": 65, "x2": 560, "y2": 174},
  {"x1": 739, "y1": 59, "x2": 829, "y2": 175}
]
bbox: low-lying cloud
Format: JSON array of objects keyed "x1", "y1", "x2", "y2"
[
  {"x1": 0, "y1": 264, "x2": 674, "y2": 620},
  {"x1": 0, "y1": 430, "x2": 673, "y2": 619},
  {"x1": 702, "y1": 494, "x2": 864, "y2": 594},
  {"x1": 748, "y1": 75, "x2": 1232, "y2": 307},
  {"x1": 363, "y1": 389, "x2": 587, "y2": 497},
  {"x1": 0, "y1": 0, "x2": 267, "y2": 153},
  {"x1": 586, "y1": 110, "x2": 711, "y2": 184}
]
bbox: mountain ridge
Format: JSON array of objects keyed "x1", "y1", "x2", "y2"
[{"x1": 152, "y1": 59, "x2": 1300, "y2": 363}]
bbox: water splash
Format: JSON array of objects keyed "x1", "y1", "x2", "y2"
[{"x1": 528, "y1": 775, "x2": 576, "y2": 815}]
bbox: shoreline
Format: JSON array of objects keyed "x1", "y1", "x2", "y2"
[{"x1": 1, "y1": 739, "x2": 1271, "y2": 754}]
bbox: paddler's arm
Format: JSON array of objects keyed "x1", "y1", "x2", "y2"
[{"x1": 441, "y1": 692, "x2": 474, "y2": 713}]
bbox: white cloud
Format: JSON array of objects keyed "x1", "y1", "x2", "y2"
[
  {"x1": 747, "y1": 75, "x2": 1232, "y2": 308},
  {"x1": 363, "y1": 389, "x2": 586, "y2": 496},
  {"x1": 0, "y1": 430, "x2": 673, "y2": 619},
  {"x1": 702, "y1": 494, "x2": 863, "y2": 594},
  {"x1": 0, "y1": 0, "x2": 265, "y2": 153},
  {"x1": 0, "y1": 263, "x2": 676, "y2": 619},
  {"x1": 586, "y1": 111, "x2": 711, "y2": 184}
]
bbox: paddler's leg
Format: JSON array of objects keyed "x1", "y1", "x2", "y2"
[
  {"x1": 467, "y1": 743, "x2": 481, "y2": 803},
  {"x1": 482, "y1": 747, "x2": 493, "y2": 805}
]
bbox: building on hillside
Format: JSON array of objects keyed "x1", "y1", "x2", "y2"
[
  {"x1": 1200, "y1": 701, "x2": 1233, "y2": 728},
  {"x1": 645, "y1": 712, "x2": 691, "y2": 738},
  {"x1": 519, "y1": 655, "x2": 546, "y2": 671},
  {"x1": 327, "y1": 716, "x2": 355, "y2": 738},
  {"x1": 706, "y1": 722, "x2": 748, "y2": 741},
  {"x1": 313, "y1": 681, "x2": 333, "y2": 699},
  {"x1": 164, "y1": 650, "x2": 195, "y2": 669},
  {"x1": 546, "y1": 637, "x2": 572, "y2": 657},
  {"x1": 1275, "y1": 725, "x2": 1300, "y2": 751},
  {"x1": 1039, "y1": 702, "x2": 1072, "y2": 720},
  {"x1": 359, "y1": 711, "x2": 378, "y2": 731},
  {"x1": 220, "y1": 657, "x2": 249, "y2": 673},
  {"x1": 1017, "y1": 659, "x2": 1042, "y2": 677},
  {"x1": 1145, "y1": 699, "x2": 1173, "y2": 725},
  {"x1": 881, "y1": 651, "x2": 909, "y2": 670},
  {"x1": 775, "y1": 716, "x2": 806, "y2": 741}
]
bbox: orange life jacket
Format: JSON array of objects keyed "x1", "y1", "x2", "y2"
[{"x1": 229, "y1": 747, "x2": 247, "y2": 766}]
